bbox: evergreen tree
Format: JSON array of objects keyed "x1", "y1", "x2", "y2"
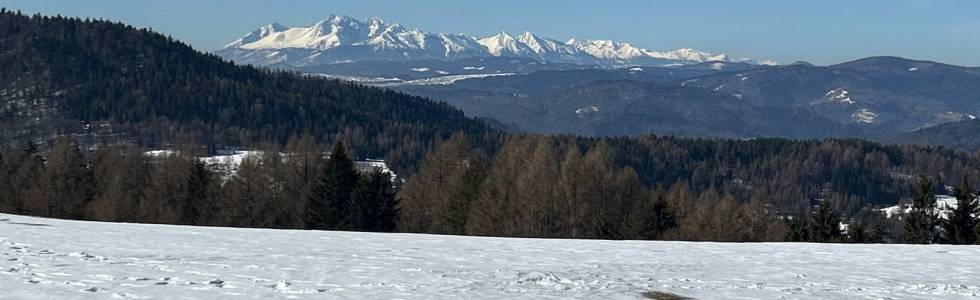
[
  {"x1": 809, "y1": 200, "x2": 842, "y2": 243},
  {"x1": 847, "y1": 220, "x2": 868, "y2": 243},
  {"x1": 351, "y1": 170, "x2": 398, "y2": 231},
  {"x1": 307, "y1": 142, "x2": 360, "y2": 230},
  {"x1": 442, "y1": 158, "x2": 487, "y2": 234},
  {"x1": 786, "y1": 212, "x2": 810, "y2": 242},
  {"x1": 186, "y1": 159, "x2": 213, "y2": 225},
  {"x1": 43, "y1": 137, "x2": 95, "y2": 219},
  {"x1": 374, "y1": 177, "x2": 400, "y2": 233},
  {"x1": 866, "y1": 215, "x2": 888, "y2": 244},
  {"x1": 622, "y1": 187, "x2": 676, "y2": 240},
  {"x1": 0, "y1": 143, "x2": 44, "y2": 214},
  {"x1": 941, "y1": 177, "x2": 978, "y2": 244},
  {"x1": 904, "y1": 177, "x2": 937, "y2": 244}
]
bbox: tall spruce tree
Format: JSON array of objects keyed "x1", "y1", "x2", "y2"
[
  {"x1": 942, "y1": 177, "x2": 978, "y2": 244},
  {"x1": 186, "y1": 159, "x2": 212, "y2": 225},
  {"x1": 374, "y1": 174, "x2": 400, "y2": 233},
  {"x1": 351, "y1": 170, "x2": 398, "y2": 231},
  {"x1": 809, "y1": 200, "x2": 842, "y2": 243},
  {"x1": 904, "y1": 177, "x2": 937, "y2": 244},
  {"x1": 307, "y1": 142, "x2": 360, "y2": 230}
]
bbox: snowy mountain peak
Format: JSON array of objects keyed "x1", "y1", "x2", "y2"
[
  {"x1": 566, "y1": 39, "x2": 644, "y2": 61},
  {"x1": 647, "y1": 48, "x2": 729, "y2": 62},
  {"x1": 264, "y1": 22, "x2": 287, "y2": 33},
  {"x1": 219, "y1": 15, "x2": 774, "y2": 67},
  {"x1": 325, "y1": 14, "x2": 358, "y2": 25},
  {"x1": 223, "y1": 22, "x2": 287, "y2": 48},
  {"x1": 478, "y1": 31, "x2": 534, "y2": 57}
]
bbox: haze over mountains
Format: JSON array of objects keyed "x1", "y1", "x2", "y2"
[{"x1": 216, "y1": 15, "x2": 775, "y2": 68}]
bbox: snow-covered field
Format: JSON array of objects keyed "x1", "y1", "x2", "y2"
[{"x1": 1, "y1": 214, "x2": 979, "y2": 299}]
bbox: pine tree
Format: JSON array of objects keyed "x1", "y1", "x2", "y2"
[
  {"x1": 186, "y1": 159, "x2": 212, "y2": 225},
  {"x1": 0, "y1": 143, "x2": 44, "y2": 214},
  {"x1": 374, "y1": 176, "x2": 400, "y2": 233},
  {"x1": 307, "y1": 142, "x2": 360, "y2": 230},
  {"x1": 866, "y1": 215, "x2": 888, "y2": 243},
  {"x1": 904, "y1": 177, "x2": 937, "y2": 244},
  {"x1": 44, "y1": 137, "x2": 95, "y2": 219},
  {"x1": 847, "y1": 220, "x2": 868, "y2": 243},
  {"x1": 351, "y1": 170, "x2": 398, "y2": 231},
  {"x1": 786, "y1": 212, "x2": 810, "y2": 242},
  {"x1": 942, "y1": 176, "x2": 978, "y2": 244},
  {"x1": 809, "y1": 200, "x2": 842, "y2": 243},
  {"x1": 622, "y1": 187, "x2": 676, "y2": 240}
]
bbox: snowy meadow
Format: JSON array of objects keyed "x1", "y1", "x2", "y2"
[{"x1": 1, "y1": 213, "x2": 979, "y2": 299}]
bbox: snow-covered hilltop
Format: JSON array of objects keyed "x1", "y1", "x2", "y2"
[
  {"x1": 215, "y1": 14, "x2": 775, "y2": 67},
  {"x1": 2, "y1": 213, "x2": 979, "y2": 299}
]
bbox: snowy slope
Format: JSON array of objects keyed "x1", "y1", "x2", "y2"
[
  {"x1": 216, "y1": 15, "x2": 773, "y2": 68},
  {"x1": 2, "y1": 214, "x2": 979, "y2": 299}
]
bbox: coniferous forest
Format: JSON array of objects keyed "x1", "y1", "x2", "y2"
[
  {"x1": 0, "y1": 10, "x2": 493, "y2": 173},
  {"x1": 2, "y1": 10, "x2": 980, "y2": 244}
]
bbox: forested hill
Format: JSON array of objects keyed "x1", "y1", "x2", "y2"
[
  {"x1": 0, "y1": 10, "x2": 493, "y2": 170},
  {"x1": 892, "y1": 118, "x2": 980, "y2": 153}
]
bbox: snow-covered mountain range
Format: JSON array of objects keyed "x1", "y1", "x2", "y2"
[{"x1": 216, "y1": 15, "x2": 775, "y2": 67}]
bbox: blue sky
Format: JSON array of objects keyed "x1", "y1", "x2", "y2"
[{"x1": 5, "y1": 0, "x2": 980, "y2": 66}]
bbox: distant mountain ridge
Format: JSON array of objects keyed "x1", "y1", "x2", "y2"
[
  {"x1": 893, "y1": 118, "x2": 980, "y2": 152},
  {"x1": 216, "y1": 15, "x2": 775, "y2": 67},
  {"x1": 395, "y1": 56, "x2": 980, "y2": 141}
]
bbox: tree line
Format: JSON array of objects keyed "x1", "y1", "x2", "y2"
[
  {"x1": 2, "y1": 133, "x2": 979, "y2": 244},
  {"x1": 0, "y1": 136, "x2": 397, "y2": 232},
  {"x1": 398, "y1": 133, "x2": 980, "y2": 244}
]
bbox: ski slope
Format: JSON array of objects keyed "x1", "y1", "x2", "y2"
[{"x1": 1, "y1": 213, "x2": 979, "y2": 299}]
